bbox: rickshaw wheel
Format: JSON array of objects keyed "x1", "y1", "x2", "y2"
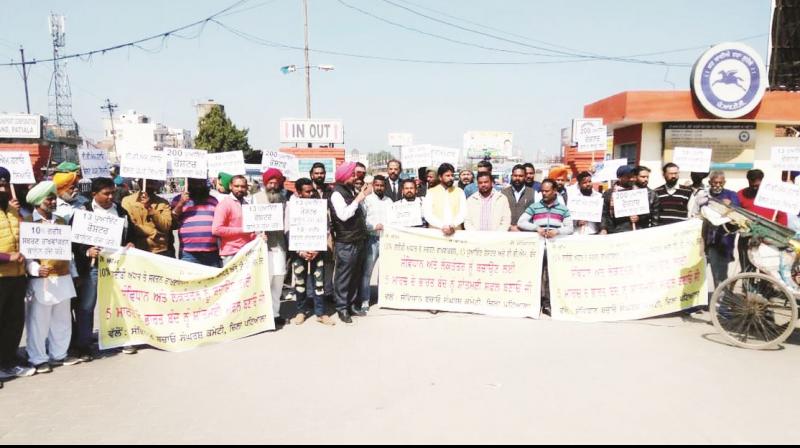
[{"x1": 710, "y1": 273, "x2": 798, "y2": 350}]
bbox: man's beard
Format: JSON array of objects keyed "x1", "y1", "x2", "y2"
[
  {"x1": 580, "y1": 188, "x2": 593, "y2": 196},
  {"x1": 313, "y1": 178, "x2": 325, "y2": 187},
  {"x1": 665, "y1": 179, "x2": 679, "y2": 188},
  {"x1": 404, "y1": 194, "x2": 416, "y2": 201},
  {"x1": 635, "y1": 181, "x2": 648, "y2": 189},
  {"x1": 265, "y1": 189, "x2": 285, "y2": 203},
  {"x1": 60, "y1": 191, "x2": 78, "y2": 204},
  {"x1": 442, "y1": 180, "x2": 454, "y2": 189},
  {"x1": 512, "y1": 180, "x2": 524, "y2": 191}
]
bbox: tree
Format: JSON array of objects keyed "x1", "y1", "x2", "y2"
[{"x1": 194, "y1": 106, "x2": 253, "y2": 154}]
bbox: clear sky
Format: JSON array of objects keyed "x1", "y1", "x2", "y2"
[{"x1": 0, "y1": 0, "x2": 772, "y2": 161}]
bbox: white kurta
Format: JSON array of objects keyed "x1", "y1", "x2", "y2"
[{"x1": 25, "y1": 210, "x2": 79, "y2": 365}]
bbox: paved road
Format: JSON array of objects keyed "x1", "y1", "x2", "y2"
[{"x1": 1, "y1": 308, "x2": 799, "y2": 444}]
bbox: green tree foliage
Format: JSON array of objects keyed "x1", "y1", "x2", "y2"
[{"x1": 194, "y1": 106, "x2": 253, "y2": 154}]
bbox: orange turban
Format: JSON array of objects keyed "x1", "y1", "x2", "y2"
[{"x1": 548, "y1": 166, "x2": 569, "y2": 180}]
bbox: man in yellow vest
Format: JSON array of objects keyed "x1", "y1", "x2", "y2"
[
  {"x1": 0, "y1": 167, "x2": 35, "y2": 381},
  {"x1": 24, "y1": 182, "x2": 82, "y2": 374},
  {"x1": 423, "y1": 163, "x2": 467, "y2": 237}
]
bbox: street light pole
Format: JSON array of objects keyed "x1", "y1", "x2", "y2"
[{"x1": 303, "y1": 0, "x2": 312, "y2": 119}]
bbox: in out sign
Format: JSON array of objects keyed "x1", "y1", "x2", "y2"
[{"x1": 280, "y1": 119, "x2": 344, "y2": 144}]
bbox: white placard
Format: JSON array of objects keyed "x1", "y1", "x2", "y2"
[
  {"x1": 165, "y1": 148, "x2": 208, "y2": 179},
  {"x1": 430, "y1": 146, "x2": 460, "y2": 168},
  {"x1": 401, "y1": 144, "x2": 460, "y2": 170},
  {"x1": 207, "y1": 151, "x2": 246, "y2": 177},
  {"x1": 593, "y1": 159, "x2": 629, "y2": 183},
  {"x1": 771, "y1": 147, "x2": 800, "y2": 171},
  {"x1": 280, "y1": 119, "x2": 344, "y2": 144},
  {"x1": 120, "y1": 150, "x2": 168, "y2": 181},
  {"x1": 20, "y1": 222, "x2": 73, "y2": 261},
  {"x1": 577, "y1": 126, "x2": 608, "y2": 153},
  {"x1": 754, "y1": 180, "x2": 800, "y2": 215},
  {"x1": 388, "y1": 133, "x2": 414, "y2": 147},
  {"x1": 388, "y1": 200, "x2": 423, "y2": 227},
  {"x1": 261, "y1": 151, "x2": 300, "y2": 181},
  {"x1": 401, "y1": 145, "x2": 433, "y2": 169},
  {"x1": 71, "y1": 210, "x2": 126, "y2": 248},
  {"x1": 568, "y1": 194, "x2": 604, "y2": 223},
  {"x1": 0, "y1": 114, "x2": 40, "y2": 139},
  {"x1": 572, "y1": 118, "x2": 603, "y2": 146},
  {"x1": 77, "y1": 149, "x2": 110, "y2": 179},
  {"x1": 0, "y1": 151, "x2": 36, "y2": 184},
  {"x1": 242, "y1": 204, "x2": 284, "y2": 233},
  {"x1": 288, "y1": 199, "x2": 328, "y2": 252},
  {"x1": 612, "y1": 189, "x2": 651, "y2": 218},
  {"x1": 672, "y1": 147, "x2": 713, "y2": 173}
]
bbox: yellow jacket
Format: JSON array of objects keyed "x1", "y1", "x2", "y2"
[
  {"x1": 0, "y1": 207, "x2": 25, "y2": 277},
  {"x1": 121, "y1": 192, "x2": 173, "y2": 254}
]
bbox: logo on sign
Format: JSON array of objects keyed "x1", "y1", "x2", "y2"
[
  {"x1": 691, "y1": 42, "x2": 767, "y2": 119},
  {"x1": 738, "y1": 131, "x2": 751, "y2": 143}
]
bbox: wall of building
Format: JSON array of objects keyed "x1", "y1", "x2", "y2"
[{"x1": 637, "y1": 121, "x2": 798, "y2": 191}]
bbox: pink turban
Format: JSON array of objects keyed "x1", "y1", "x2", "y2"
[
  {"x1": 262, "y1": 168, "x2": 284, "y2": 185},
  {"x1": 335, "y1": 162, "x2": 357, "y2": 184}
]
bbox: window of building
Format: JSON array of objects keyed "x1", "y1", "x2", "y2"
[{"x1": 617, "y1": 143, "x2": 638, "y2": 165}]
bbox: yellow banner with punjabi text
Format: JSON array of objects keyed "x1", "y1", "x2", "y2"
[
  {"x1": 547, "y1": 219, "x2": 708, "y2": 322},
  {"x1": 98, "y1": 239, "x2": 274, "y2": 352}
]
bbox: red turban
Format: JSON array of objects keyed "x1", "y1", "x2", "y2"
[{"x1": 262, "y1": 168, "x2": 284, "y2": 185}]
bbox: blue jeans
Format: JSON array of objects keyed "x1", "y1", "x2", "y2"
[
  {"x1": 360, "y1": 235, "x2": 380, "y2": 304},
  {"x1": 76, "y1": 268, "x2": 99, "y2": 353},
  {"x1": 181, "y1": 251, "x2": 222, "y2": 268}
]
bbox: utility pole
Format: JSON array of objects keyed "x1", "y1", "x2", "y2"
[
  {"x1": 303, "y1": 0, "x2": 312, "y2": 119},
  {"x1": 19, "y1": 47, "x2": 31, "y2": 114},
  {"x1": 101, "y1": 98, "x2": 118, "y2": 155}
]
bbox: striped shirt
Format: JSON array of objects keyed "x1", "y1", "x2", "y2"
[
  {"x1": 171, "y1": 195, "x2": 219, "y2": 253},
  {"x1": 655, "y1": 184, "x2": 692, "y2": 226},
  {"x1": 518, "y1": 199, "x2": 574, "y2": 235}
]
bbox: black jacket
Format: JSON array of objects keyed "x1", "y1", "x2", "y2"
[
  {"x1": 73, "y1": 202, "x2": 137, "y2": 276},
  {"x1": 601, "y1": 187, "x2": 660, "y2": 234}
]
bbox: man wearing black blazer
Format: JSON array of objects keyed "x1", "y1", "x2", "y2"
[{"x1": 385, "y1": 159, "x2": 403, "y2": 202}]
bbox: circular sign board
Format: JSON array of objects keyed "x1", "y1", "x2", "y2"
[{"x1": 691, "y1": 42, "x2": 768, "y2": 119}]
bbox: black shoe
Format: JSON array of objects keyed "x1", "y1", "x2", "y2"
[
  {"x1": 337, "y1": 311, "x2": 353, "y2": 324},
  {"x1": 350, "y1": 306, "x2": 367, "y2": 317},
  {"x1": 274, "y1": 317, "x2": 287, "y2": 327}
]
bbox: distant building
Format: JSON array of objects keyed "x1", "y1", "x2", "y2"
[
  {"x1": 196, "y1": 100, "x2": 224, "y2": 123},
  {"x1": 102, "y1": 110, "x2": 192, "y2": 157}
]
